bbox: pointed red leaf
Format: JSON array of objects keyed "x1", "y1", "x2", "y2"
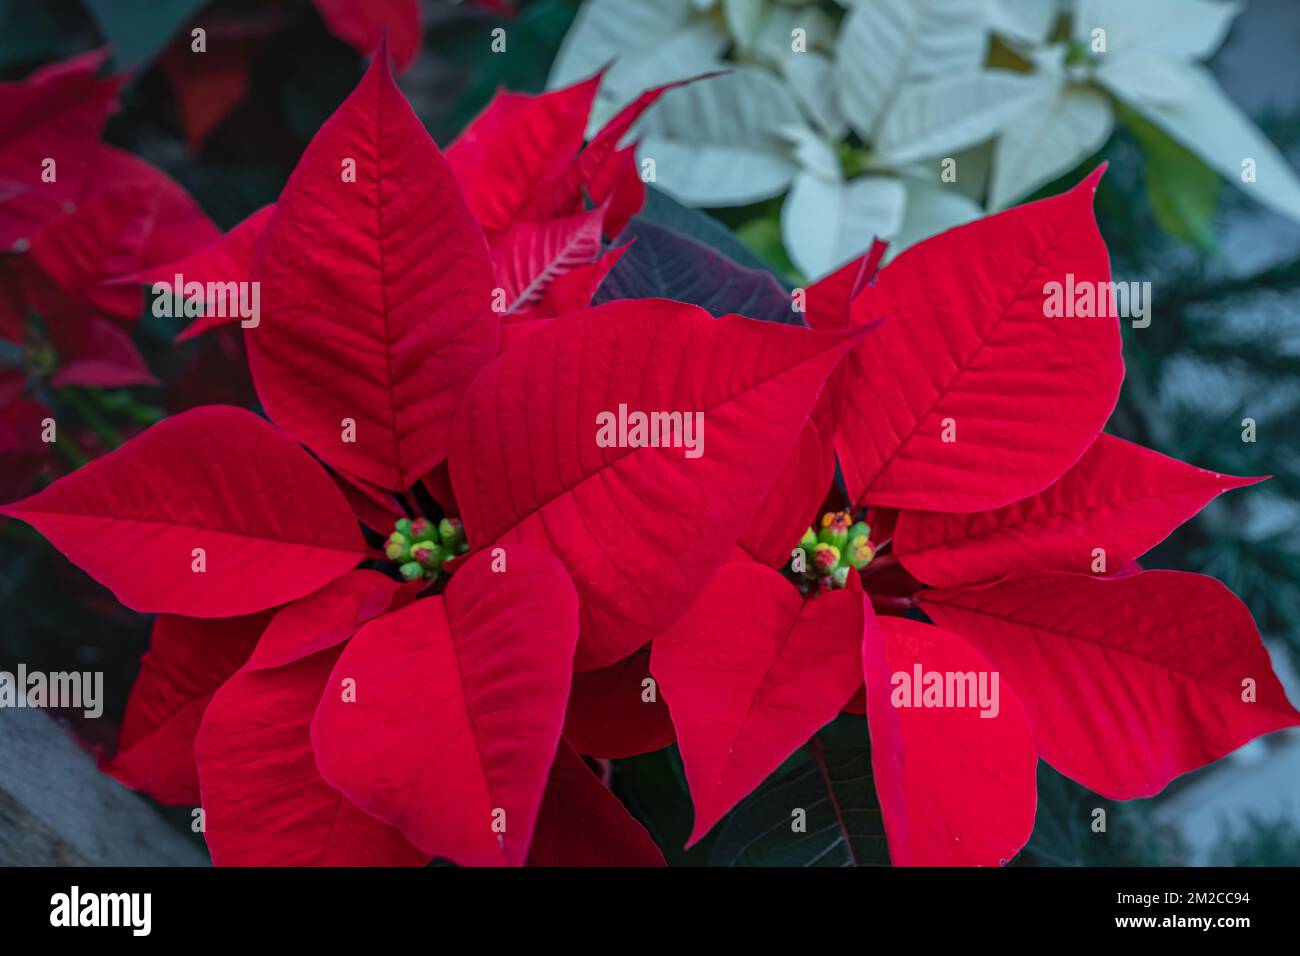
[
  {"x1": 651, "y1": 562, "x2": 865, "y2": 845},
  {"x1": 449, "y1": 300, "x2": 865, "y2": 669},
  {"x1": 895, "y1": 434, "x2": 1262, "y2": 587},
  {"x1": 197, "y1": 646, "x2": 428, "y2": 866},
  {"x1": 530, "y1": 243, "x2": 628, "y2": 318},
  {"x1": 311, "y1": 546, "x2": 579, "y2": 865},
  {"x1": 310, "y1": 0, "x2": 422, "y2": 71},
  {"x1": 0, "y1": 406, "x2": 366, "y2": 617},
  {"x1": 117, "y1": 204, "x2": 273, "y2": 343},
  {"x1": 0, "y1": 50, "x2": 121, "y2": 249},
  {"x1": 29, "y1": 183, "x2": 158, "y2": 318},
  {"x1": 84, "y1": 145, "x2": 219, "y2": 269},
  {"x1": 528, "y1": 741, "x2": 666, "y2": 866},
  {"x1": 243, "y1": 569, "x2": 406, "y2": 671},
  {"x1": 49, "y1": 316, "x2": 157, "y2": 389},
  {"x1": 737, "y1": 421, "x2": 832, "y2": 568},
  {"x1": 922, "y1": 571, "x2": 1300, "y2": 799},
  {"x1": 489, "y1": 203, "x2": 605, "y2": 315},
  {"x1": 836, "y1": 168, "x2": 1122, "y2": 511},
  {"x1": 564, "y1": 648, "x2": 675, "y2": 758},
  {"x1": 248, "y1": 53, "x2": 496, "y2": 491},
  {"x1": 447, "y1": 75, "x2": 601, "y2": 232},
  {"x1": 102, "y1": 612, "x2": 271, "y2": 805},
  {"x1": 330, "y1": 468, "x2": 405, "y2": 535},
  {"x1": 864, "y1": 614, "x2": 1037, "y2": 866}
]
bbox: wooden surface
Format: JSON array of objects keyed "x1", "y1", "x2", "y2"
[{"x1": 0, "y1": 708, "x2": 207, "y2": 866}]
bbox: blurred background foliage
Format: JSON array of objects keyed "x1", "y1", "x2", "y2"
[{"x1": 1, "y1": 0, "x2": 1297, "y2": 867}]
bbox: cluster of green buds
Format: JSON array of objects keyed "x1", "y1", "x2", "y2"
[
  {"x1": 793, "y1": 510, "x2": 875, "y2": 591},
  {"x1": 384, "y1": 516, "x2": 469, "y2": 582}
]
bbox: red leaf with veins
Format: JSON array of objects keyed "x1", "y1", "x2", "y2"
[
  {"x1": 197, "y1": 646, "x2": 427, "y2": 866},
  {"x1": 489, "y1": 203, "x2": 605, "y2": 315},
  {"x1": 310, "y1": 0, "x2": 422, "y2": 72},
  {"x1": 243, "y1": 569, "x2": 408, "y2": 671},
  {"x1": 311, "y1": 546, "x2": 579, "y2": 865},
  {"x1": 0, "y1": 406, "x2": 366, "y2": 617},
  {"x1": 737, "y1": 421, "x2": 831, "y2": 568},
  {"x1": 449, "y1": 300, "x2": 865, "y2": 669},
  {"x1": 651, "y1": 562, "x2": 864, "y2": 845},
  {"x1": 835, "y1": 167, "x2": 1122, "y2": 512},
  {"x1": 864, "y1": 613, "x2": 1038, "y2": 866},
  {"x1": 564, "y1": 648, "x2": 674, "y2": 758},
  {"x1": 448, "y1": 75, "x2": 601, "y2": 232},
  {"x1": 528, "y1": 741, "x2": 666, "y2": 866},
  {"x1": 0, "y1": 50, "x2": 121, "y2": 249},
  {"x1": 248, "y1": 51, "x2": 496, "y2": 491},
  {"x1": 530, "y1": 243, "x2": 628, "y2": 319},
  {"x1": 922, "y1": 571, "x2": 1300, "y2": 799},
  {"x1": 895, "y1": 434, "x2": 1262, "y2": 587},
  {"x1": 102, "y1": 611, "x2": 271, "y2": 805}
]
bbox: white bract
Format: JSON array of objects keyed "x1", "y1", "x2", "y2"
[{"x1": 550, "y1": 0, "x2": 1300, "y2": 280}]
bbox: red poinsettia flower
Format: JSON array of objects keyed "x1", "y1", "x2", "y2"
[
  {"x1": 0, "y1": 50, "x2": 223, "y2": 501},
  {"x1": 4, "y1": 44, "x2": 1295, "y2": 870}
]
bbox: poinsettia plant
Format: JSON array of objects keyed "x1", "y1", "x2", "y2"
[{"x1": 3, "y1": 44, "x2": 1296, "y2": 868}]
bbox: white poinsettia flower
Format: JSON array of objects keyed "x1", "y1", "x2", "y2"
[
  {"x1": 834, "y1": 0, "x2": 989, "y2": 143},
  {"x1": 548, "y1": 0, "x2": 728, "y2": 133},
  {"x1": 991, "y1": 0, "x2": 1300, "y2": 223},
  {"x1": 632, "y1": 66, "x2": 810, "y2": 207},
  {"x1": 778, "y1": 124, "x2": 982, "y2": 279}
]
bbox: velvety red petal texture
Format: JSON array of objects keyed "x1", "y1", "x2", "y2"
[
  {"x1": 311, "y1": 0, "x2": 422, "y2": 71},
  {"x1": 243, "y1": 569, "x2": 408, "y2": 671},
  {"x1": 530, "y1": 243, "x2": 628, "y2": 319},
  {"x1": 29, "y1": 183, "x2": 159, "y2": 318},
  {"x1": 311, "y1": 546, "x2": 580, "y2": 865},
  {"x1": 0, "y1": 50, "x2": 121, "y2": 248},
  {"x1": 248, "y1": 52, "x2": 496, "y2": 491},
  {"x1": 895, "y1": 434, "x2": 1261, "y2": 586},
  {"x1": 196, "y1": 646, "x2": 428, "y2": 866},
  {"x1": 0, "y1": 406, "x2": 366, "y2": 617},
  {"x1": 447, "y1": 75, "x2": 600, "y2": 232},
  {"x1": 86, "y1": 145, "x2": 219, "y2": 268},
  {"x1": 564, "y1": 648, "x2": 675, "y2": 758},
  {"x1": 527, "y1": 741, "x2": 666, "y2": 867},
  {"x1": 448, "y1": 300, "x2": 865, "y2": 669},
  {"x1": 489, "y1": 203, "x2": 605, "y2": 315},
  {"x1": 922, "y1": 571, "x2": 1300, "y2": 799},
  {"x1": 738, "y1": 418, "x2": 832, "y2": 568},
  {"x1": 864, "y1": 614, "x2": 1038, "y2": 866},
  {"x1": 102, "y1": 611, "x2": 271, "y2": 805},
  {"x1": 836, "y1": 168, "x2": 1122, "y2": 512},
  {"x1": 652, "y1": 562, "x2": 865, "y2": 845}
]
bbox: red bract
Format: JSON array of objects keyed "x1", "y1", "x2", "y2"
[{"x1": 5, "y1": 49, "x2": 1295, "y2": 870}]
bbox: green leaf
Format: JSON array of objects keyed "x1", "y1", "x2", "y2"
[
  {"x1": 81, "y1": 0, "x2": 210, "y2": 70},
  {"x1": 1120, "y1": 103, "x2": 1221, "y2": 252},
  {"x1": 710, "y1": 714, "x2": 889, "y2": 866},
  {"x1": 641, "y1": 187, "x2": 785, "y2": 278}
]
